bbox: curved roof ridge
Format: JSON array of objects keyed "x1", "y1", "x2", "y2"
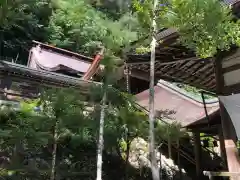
[{"x1": 158, "y1": 80, "x2": 219, "y2": 105}]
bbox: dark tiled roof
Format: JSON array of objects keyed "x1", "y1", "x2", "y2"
[
  {"x1": 126, "y1": 0, "x2": 240, "y2": 93},
  {"x1": 0, "y1": 61, "x2": 102, "y2": 95},
  {"x1": 223, "y1": 0, "x2": 240, "y2": 5}
]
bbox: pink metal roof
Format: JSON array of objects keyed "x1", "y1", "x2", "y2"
[
  {"x1": 135, "y1": 81, "x2": 219, "y2": 127},
  {"x1": 28, "y1": 46, "x2": 91, "y2": 73}
]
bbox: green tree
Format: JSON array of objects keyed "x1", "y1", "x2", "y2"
[
  {"x1": 163, "y1": 0, "x2": 240, "y2": 58},
  {"x1": 0, "y1": 100, "x2": 50, "y2": 177},
  {"x1": 0, "y1": 88, "x2": 89, "y2": 179},
  {"x1": 133, "y1": 0, "x2": 161, "y2": 179},
  {"x1": 39, "y1": 88, "x2": 86, "y2": 180},
  {"x1": 134, "y1": 0, "x2": 240, "y2": 58},
  {"x1": 89, "y1": 0, "x2": 132, "y2": 20},
  {"x1": 0, "y1": 0, "x2": 52, "y2": 63},
  {"x1": 148, "y1": 0, "x2": 160, "y2": 179},
  {"x1": 133, "y1": 1, "x2": 240, "y2": 179},
  {"x1": 48, "y1": 0, "x2": 138, "y2": 56}
]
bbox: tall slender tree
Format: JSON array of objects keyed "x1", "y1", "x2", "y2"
[
  {"x1": 96, "y1": 48, "x2": 108, "y2": 180},
  {"x1": 96, "y1": 90, "x2": 106, "y2": 180},
  {"x1": 50, "y1": 118, "x2": 58, "y2": 180},
  {"x1": 148, "y1": 0, "x2": 160, "y2": 180}
]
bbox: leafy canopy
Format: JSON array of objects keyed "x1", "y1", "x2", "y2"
[
  {"x1": 134, "y1": 0, "x2": 240, "y2": 58},
  {"x1": 0, "y1": 0, "x2": 51, "y2": 63},
  {"x1": 164, "y1": 0, "x2": 240, "y2": 58},
  {"x1": 48, "y1": 0, "x2": 138, "y2": 55}
]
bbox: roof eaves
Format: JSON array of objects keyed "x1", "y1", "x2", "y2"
[
  {"x1": 223, "y1": 0, "x2": 240, "y2": 6},
  {"x1": 158, "y1": 79, "x2": 219, "y2": 105},
  {"x1": 0, "y1": 61, "x2": 103, "y2": 89}
]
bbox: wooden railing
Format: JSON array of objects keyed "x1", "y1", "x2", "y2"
[{"x1": 203, "y1": 171, "x2": 240, "y2": 180}]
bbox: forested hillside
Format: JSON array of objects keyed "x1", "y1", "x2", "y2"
[
  {"x1": 0, "y1": 2, "x2": 157, "y2": 179},
  {"x1": 1, "y1": 0, "x2": 239, "y2": 63},
  {"x1": 0, "y1": 86, "x2": 183, "y2": 180},
  {"x1": 1, "y1": 0, "x2": 240, "y2": 180},
  {"x1": 0, "y1": 0, "x2": 142, "y2": 64}
]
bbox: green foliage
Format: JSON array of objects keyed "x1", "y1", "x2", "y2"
[
  {"x1": 163, "y1": 0, "x2": 240, "y2": 57},
  {"x1": 0, "y1": 0, "x2": 188, "y2": 178},
  {"x1": 88, "y1": 0, "x2": 132, "y2": 20},
  {"x1": 48, "y1": 0, "x2": 138, "y2": 56},
  {"x1": 133, "y1": 0, "x2": 168, "y2": 30},
  {"x1": 155, "y1": 121, "x2": 185, "y2": 142},
  {"x1": 0, "y1": 89, "x2": 90, "y2": 176},
  {"x1": 135, "y1": 45, "x2": 151, "y2": 54},
  {"x1": 200, "y1": 133, "x2": 218, "y2": 154},
  {"x1": 118, "y1": 12, "x2": 144, "y2": 33},
  {"x1": 0, "y1": 87, "x2": 156, "y2": 179},
  {"x1": 134, "y1": 0, "x2": 240, "y2": 58},
  {"x1": 0, "y1": 0, "x2": 140, "y2": 64},
  {"x1": 237, "y1": 140, "x2": 240, "y2": 149},
  {"x1": 0, "y1": 0, "x2": 52, "y2": 63},
  {"x1": 0, "y1": 105, "x2": 46, "y2": 163},
  {"x1": 39, "y1": 88, "x2": 89, "y2": 142},
  {"x1": 173, "y1": 83, "x2": 215, "y2": 100},
  {"x1": 133, "y1": 0, "x2": 153, "y2": 30}
]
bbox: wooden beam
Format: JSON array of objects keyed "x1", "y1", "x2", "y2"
[
  {"x1": 218, "y1": 125, "x2": 228, "y2": 170},
  {"x1": 157, "y1": 57, "x2": 209, "y2": 65},
  {"x1": 130, "y1": 68, "x2": 186, "y2": 84},
  {"x1": 222, "y1": 63, "x2": 240, "y2": 73},
  {"x1": 130, "y1": 66, "x2": 215, "y2": 92},
  {"x1": 129, "y1": 69, "x2": 149, "y2": 81},
  {"x1": 155, "y1": 28, "x2": 178, "y2": 41},
  {"x1": 219, "y1": 102, "x2": 240, "y2": 180},
  {"x1": 193, "y1": 130, "x2": 202, "y2": 180},
  {"x1": 127, "y1": 56, "x2": 209, "y2": 65},
  {"x1": 203, "y1": 171, "x2": 240, "y2": 179},
  {"x1": 0, "y1": 89, "x2": 38, "y2": 99},
  {"x1": 224, "y1": 83, "x2": 240, "y2": 94}
]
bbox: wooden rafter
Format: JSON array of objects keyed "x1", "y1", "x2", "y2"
[{"x1": 125, "y1": 0, "x2": 240, "y2": 93}]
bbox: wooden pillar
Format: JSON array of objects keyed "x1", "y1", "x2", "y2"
[
  {"x1": 177, "y1": 139, "x2": 183, "y2": 179},
  {"x1": 214, "y1": 52, "x2": 240, "y2": 180},
  {"x1": 219, "y1": 103, "x2": 240, "y2": 180},
  {"x1": 218, "y1": 125, "x2": 228, "y2": 170},
  {"x1": 193, "y1": 130, "x2": 201, "y2": 180}
]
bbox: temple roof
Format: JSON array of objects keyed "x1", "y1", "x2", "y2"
[
  {"x1": 0, "y1": 61, "x2": 102, "y2": 98},
  {"x1": 126, "y1": 0, "x2": 240, "y2": 93},
  {"x1": 29, "y1": 47, "x2": 91, "y2": 74},
  {"x1": 28, "y1": 41, "x2": 103, "y2": 77},
  {"x1": 127, "y1": 38, "x2": 216, "y2": 92},
  {"x1": 135, "y1": 80, "x2": 219, "y2": 127}
]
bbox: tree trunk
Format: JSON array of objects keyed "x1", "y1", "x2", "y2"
[
  {"x1": 177, "y1": 139, "x2": 182, "y2": 179},
  {"x1": 50, "y1": 120, "x2": 58, "y2": 180},
  {"x1": 168, "y1": 135, "x2": 172, "y2": 159},
  {"x1": 124, "y1": 134, "x2": 131, "y2": 180},
  {"x1": 149, "y1": 0, "x2": 159, "y2": 179},
  {"x1": 96, "y1": 91, "x2": 107, "y2": 180}
]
